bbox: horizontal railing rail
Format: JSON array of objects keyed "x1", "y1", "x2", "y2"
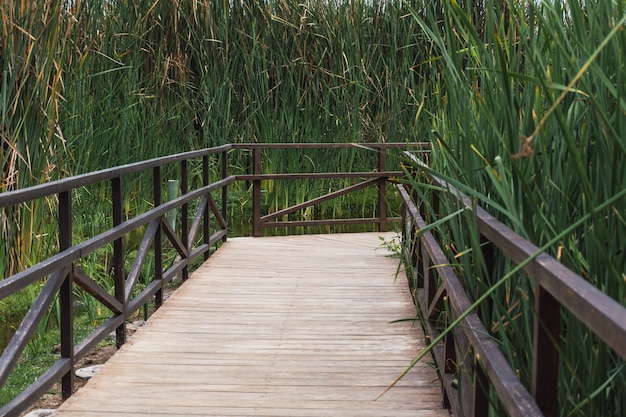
[
  {"x1": 0, "y1": 142, "x2": 426, "y2": 416},
  {"x1": 398, "y1": 155, "x2": 626, "y2": 417},
  {"x1": 0, "y1": 145, "x2": 232, "y2": 208}
]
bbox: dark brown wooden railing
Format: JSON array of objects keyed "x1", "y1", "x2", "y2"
[
  {"x1": 0, "y1": 146, "x2": 232, "y2": 417},
  {"x1": 0, "y1": 142, "x2": 425, "y2": 416},
  {"x1": 398, "y1": 155, "x2": 626, "y2": 417}
]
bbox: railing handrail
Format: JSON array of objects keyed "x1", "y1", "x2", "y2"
[
  {"x1": 0, "y1": 145, "x2": 232, "y2": 208},
  {"x1": 399, "y1": 154, "x2": 626, "y2": 417},
  {"x1": 0, "y1": 141, "x2": 423, "y2": 416},
  {"x1": 0, "y1": 142, "x2": 426, "y2": 218},
  {"x1": 231, "y1": 142, "x2": 430, "y2": 150}
]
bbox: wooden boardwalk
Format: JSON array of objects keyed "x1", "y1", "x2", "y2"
[{"x1": 51, "y1": 232, "x2": 448, "y2": 417}]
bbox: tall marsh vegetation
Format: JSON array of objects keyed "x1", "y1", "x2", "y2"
[
  {"x1": 2, "y1": 0, "x2": 625, "y2": 415},
  {"x1": 405, "y1": 0, "x2": 626, "y2": 415},
  {"x1": 1, "y1": 0, "x2": 427, "y2": 277}
]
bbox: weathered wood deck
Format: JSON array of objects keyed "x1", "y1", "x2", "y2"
[{"x1": 51, "y1": 232, "x2": 448, "y2": 417}]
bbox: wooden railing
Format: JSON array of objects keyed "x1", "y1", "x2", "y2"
[
  {"x1": 0, "y1": 142, "x2": 425, "y2": 416},
  {"x1": 397, "y1": 156, "x2": 626, "y2": 417},
  {"x1": 0, "y1": 145, "x2": 232, "y2": 417},
  {"x1": 232, "y1": 143, "x2": 428, "y2": 236}
]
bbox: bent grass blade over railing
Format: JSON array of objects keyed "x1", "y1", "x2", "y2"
[
  {"x1": 403, "y1": 1, "x2": 626, "y2": 414},
  {"x1": 387, "y1": 158, "x2": 626, "y2": 417}
]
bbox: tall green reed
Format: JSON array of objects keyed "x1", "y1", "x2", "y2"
[
  {"x1": 1, "y1": 0, "x2": 75, "y2": 276},
  {"x1": 406, "y1": 0, "x2": 626, "y2": 415}
]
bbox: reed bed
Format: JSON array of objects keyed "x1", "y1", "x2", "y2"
[
  {"x1": 2, "y1": 0, "x2": 624, "y2": 415},
  {"x1": 403, "y1": 0, "x2": 626, "y2": 415}
]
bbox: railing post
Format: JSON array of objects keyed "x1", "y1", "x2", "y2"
[
  {"x1": 167, "y1": 180, "x2": 179, "y2": 233},
  {"x1": 112, "y1": 177, "x2": 126, "y2": 348},
  {"x1": 181, "y1": 159, "x2": 189, "y2": 281},
  {"x1": 402, "y1": 196, "x2": 420, "y2": 293},
  {"x1": 221, "y1": 149, "x2": 228, "y2": 242},
  {"x1": 425, "y1": 179, "x2": 440, "y2": 224},
  {"x1": 472, "y1": 358, "x2": 489, "y2": 417},
  {"x1": 58, "y1": 190, "x2": 74, "y2": 399},
  {"x1": 532, "y1": 284, "x2": 560, "y2": 417},
  {"x1": 153, "y1": 167, "x2": 163, "y2": 308},
  {"x1": 422, "y1": 245, "x2": 433, "y2": 340},
  {"x1": 377, "y1": 146, "x2": 387, "y2": 232},
  {"x1": 203, "y1": 155, "x2": 211, "y2": 260},
  {"x1": 252, "y1": 147, "x2": 262, "y2": 237},
  {"x1": 419, "y1": 176, "x2": 435, "y2": 293},
  {"x1": 479, "y1": 236, "x2": 495, "y2": 318},
  {"x1": 408, "y1": 167, "x2": 423, "y2": 290},
  {"x1": 409, "y1": 213, "x2": 420, "y2": 290},
  {"x1": 443, "y1": 304, "x2": 457, "y2": 409},
  {"x1": 469, "y1": 236, "x2": 494, "y2": 415}
]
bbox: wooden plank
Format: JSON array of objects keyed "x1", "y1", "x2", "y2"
[{"x1": 52, "y1": 233, "x2": 448, "y2": 417}]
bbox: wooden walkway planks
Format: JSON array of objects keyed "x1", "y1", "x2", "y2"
[{"x1": 51, "y1": 232, "x2": 448, "y2": 417}]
